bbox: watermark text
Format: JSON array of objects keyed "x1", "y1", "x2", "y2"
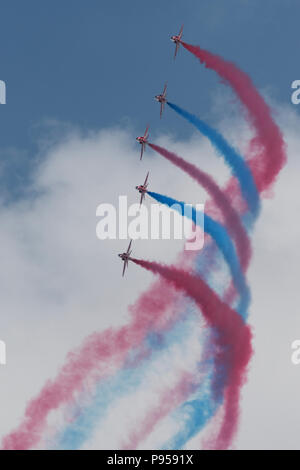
[
  {"x1": 96, "y1": 196, "x2": 205, "y2": 251},
  {"x1": 291, "y1": 80, "x2": 300, "y2": 105}
]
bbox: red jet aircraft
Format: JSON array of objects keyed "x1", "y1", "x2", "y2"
[
  {"x1": 135, "y1": 171, "x2": 149, "y2": 206},
  {"x1": 171, "y1": 25, "x2": 183, "y2": 59},
  {"x1": 155, "y1": 83, "x2": 167, "y2": 118},
  {"x1": 118, "y1": 240, "x2": 133, "y2": 277},
  {"x1": 136, "y1": 125, "x2": 149, "y2": 161}
]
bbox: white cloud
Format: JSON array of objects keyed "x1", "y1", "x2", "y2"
[{"x1": 0, "y1": 104, "x2": 299, "y2": 449}]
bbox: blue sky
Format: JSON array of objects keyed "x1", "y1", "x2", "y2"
[{"x1": 0, "y1": 0, "x2": 299, "y2": 197}]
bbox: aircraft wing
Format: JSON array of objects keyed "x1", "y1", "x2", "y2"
[
  {"x1": 140, "y1": 144, "x2": 144, "y2": 161},
  {"x1": 144, "y1": 171, "x2": 149, "y2": 186},
  {"x1": 174, "y1": 42, "x2": 179, "y2": 59},
  {"x1": 179, "y1": 24, "x2": 183, "y2": 39},
  {"x1": 163, "y1": 82, "x2": 167, "y2": 97},
  {"x1": 126, "y1": 240, "x2": 132, "y2": 255},
  {"x1": 122, "y1": 258, "x2": 127, "y2": 277},
  {"x1": 160, "y1": 101, "x2": 165, "y2": 118},
  {"x1": 140, "y1": 192, "x2": 145, "y2": 206},
  {"x1": 144, "y1": 125, "x2": 149, "y2": 139}
]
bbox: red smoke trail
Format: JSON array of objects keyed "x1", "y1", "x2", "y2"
[
  {"x1": 149, "y1": 142, "x2": 251, "y2": 271},
  {"x1": 131, "y1": 258, "x2": 253, "y2": 449},
  {"x1": 1, "y1": 241, "x2": 210, "y2": 450},
  {"x1": 6, "y1": 45, "x2": 282, "y2": 448},
  {"x1": 181, "y1": 41, "x2": 286, "y2": 193},
  {"x1": 1, "y1": 279, "x2": 180, "y2": 450},
  {"x1": 3, "y1": 146, "x2": 253, "y2": 450}
]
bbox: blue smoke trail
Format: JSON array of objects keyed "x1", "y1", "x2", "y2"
[
  {"x1": 148, "y1": 190, "x2": 250, "y2": 319},
  {"x1": 50, "y1": 202, "x2": 251, "y2": 450},
  {"x1": 161, "y1": 325, "x2": 229, "y2": 450},
  {"x1": 161, "y1": 327, "x2": 224, "y2": 450},
  {"x1": 43, "y1": 104, "x2": 261, "y2": 449},
  {"x1": 50, "y1": 311, "x2": 200, "y2": 450},
  {"x1": 164, "y1": 205, "x2": 261, "y2": 449},
  {"x1": 49, "y1": 241, "x2": 222, "y2": 450},
  {"x1": 50, "y1": 236, "x2": 230, "y2": 450},
  {"x1": 161, "y1": 208, "x2": 261, "y2": 449},
  {"x1": 167, "y1": 101, "x2": 260, "y2": 223},
  {"x1": 165, "y1": 106, "x2": 264, "y2": 447},
  {"x1": 162, "y1": 375, "x2": 219, "y2": 449}
]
